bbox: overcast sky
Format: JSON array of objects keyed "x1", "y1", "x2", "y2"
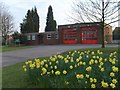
[
  {"x1": 1, "y1": 0, "x2": 73, "y2": 33},
  {"x1": 1, "y1": 0, "x2": 119, "y2": 33}
]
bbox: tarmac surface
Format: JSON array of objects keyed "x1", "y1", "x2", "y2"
[{"x1": 1, "y1": 44, "x2": 119, "y2": 67}]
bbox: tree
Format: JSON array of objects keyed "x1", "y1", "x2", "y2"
[
  {"x1": 70, "y1": 0, "x2": 120, "y2": 48},
  {"x1": 20, "y1": 7, "x2": 39, "y2": 34},
  {"x1": 0, "y1": 3, "x2": 14, "y2": 45},
  {"x1": 45, "y1": 5, "x2": 57, "y2": 32},
  {"x1": 12, "y1": 31, "x2": 27, "y2": 44}
]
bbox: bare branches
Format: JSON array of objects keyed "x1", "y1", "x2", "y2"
[
  {"x1": 70, "y1": 0, "x2": 119, "y2": 26},
  {"x1": 0, "y1": 3, "x2": 14, "y2": 45}
]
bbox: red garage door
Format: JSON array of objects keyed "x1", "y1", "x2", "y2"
[
  {"x1": 63, "y1": 29, "x2": 77, "y2": 44},
  {"x1": 81, "y1": 26, "x2": 98, "y2": 44}
]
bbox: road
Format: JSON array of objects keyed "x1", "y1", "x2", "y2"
[{"x1": 1, "y1": 44, "x2": 119, "y2": 67}]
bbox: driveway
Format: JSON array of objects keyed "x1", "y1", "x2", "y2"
[{"x1": 2, "y1": 44, "x2": 119, "y2": 67}]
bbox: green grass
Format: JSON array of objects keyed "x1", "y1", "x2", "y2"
[
  {"x1": 0, "y1": 45, "x2": 33, "y2": 52},
  {"x1": 2, "y1": 62, "x2": 29, "y2": 88},
  {"x1": 2, "y1": 47, "x2": 119, "y2": 88}
]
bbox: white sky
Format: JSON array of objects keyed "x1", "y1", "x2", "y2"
[
  {"x1": 1, "y1": 0, "x2": 119, "y2": 33},
  {"x1": 1, "y1": 0, "x2": 73, "y2": 33}
]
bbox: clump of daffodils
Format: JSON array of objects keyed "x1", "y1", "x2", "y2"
[{"x1": 23, "y1": 50, "x2": 118, "y2": 88}]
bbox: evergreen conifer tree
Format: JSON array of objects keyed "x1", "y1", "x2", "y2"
[
  {"x1": 45, "y1": 5, "x2": 57, "y2": 32},
  {"x1": 20, "y1": 7, "x2": 39, "y2": 33}
]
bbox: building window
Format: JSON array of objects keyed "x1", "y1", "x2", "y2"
[
  {"x1": 27, "y1": 35, "x2": 31, "y2": 40},
  {"x1": 55, "y1": 33, "x2": 58, "y2": 39},
  {"x1": 67, "y1": 26, "x2": 70, "y2": 28},
  {"x1": 47, "y1": 33, "x2": 51, "y2": 39},
  {"x1": 32, "y1": 35, "x2": 35, "y2": 40}
]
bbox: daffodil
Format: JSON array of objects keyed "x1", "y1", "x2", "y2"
[
  {"x1": 47, "y1": 72, "x2": 50, "y2": 75},
  {"x1": 74, "y1": 64, "x2": 77, "y2": 67},
  {"x1": 86, "y1": 66, "x2": 92, "y2": 71},
  {"x1": 101, "y1": 81, "x2": 109, "y2": 88},
  {"x1": 97, "y1": 56, "x2": 99, "y2": 59},
  {"x1": 65, "y1": 60, "x2": 69, "y2": 63},
  {"x1": 63, "y1": 70, "x2": 67, "y2": 75},
  {"x1": 99, "y1": 57, "x2": 102, "y2": 62},
  {"x1": 91, "y1": 84, "x2": 96, "y2": 88},
  {"x1": 101, "y1": 68, "x2": 105, "y2": 72},
  {"x1": 23, "y1": 68, "x2": 27, "y2": 72},
  {"x1": 112, "y1": 66, "x2": 118, "y2": 72},
  {"x1": 50, "y1": 66, "x2": 53, "y2": 69},
  {"x1": 41, "y1": 61, "x2": 44, "y2": 65},
  {"x1": 28, "y1": 60, "x2": 32, "y2": 64},
  {"x1": 93, "y1": 56, "x2": 96, "y2": 59},
  {"x1": 95, "y1": 60, "x2": 98, "y2": 64},
  {"x1": 76, "y1": 58, "x2": 80, "y2": 62},
  {"x1": 23, "y1": 65, "x2": 26, "y2": 68},
  {"x1": 49, "y1": 62, "x2": 52, "y2": 65},
  {"x1": 110, "y1": 83, "x2": 116, "y2": 88},
  {"x1": 79, "y1": 56, "x2": 82, "y2": 60},
  {"x1": 93, "y1": 78, "x2": 97, "y2": 83},
  {"x1": 86, "y1": 55, "x2": 89, "y2": 58},
  {"x1": 51, "y1": 70, "x2": 54, "y2": 74},
  {"x1": 91, "y1": 51, "x2": 95, "y2": 55},
  {"x1": 30, "y1": 64, "x2": 35, "y2": 69},
  {"x1": 70, "y1": 58, "x2": 74, "y2": 62},
  {"x1": 54, "y1": 66, "x2": 57, "y2": 69},
  {"x1": 110, "y1": 72, "x2": 115, "y2": 77},
  {"x1": 104, "y1": 58, "x2": 107, "y2": 62},
  {"x1": 65, "y1": 81, "x2": 69, "y2": 85},
  {"x1": 56, "y1": 61, "x2": 59, "y2": 64},
  {"x1": 112, "y1": 79, "x2": 117, "y2": 84},
  {"x1": 55, "y1": 71, "x2": 61, "y2": 75},
  {"x1": 45, "y1": 64, "x2": 48, "y2": 68},
  {"x1": 76, "y1": 74, "x2": 84, "y2": 79},
  {"x1": 42, "y1": 67, "x2": 47, "y2": 75},
  {"x1": 89, "y1": 59, "x2": 94, "y2": 64},
  {"x1": 86, "y1": 74, "x2": 89, "y2": 78},
  {"x1": 25, "y1": 62, "x2": 29, "y2": 65},
  {"x1": 79, "y1": 61, "x2": 83, "y2": 65},
  {"x1": 36, "y1": 63, "x2": 40, "y2": 68},
  {"x1": 90, "y1": 78, "x2": 93, "y2": 83},
  {"x1": 100, "y1": 62, "x2": 104, "y2": 66},
  {"x1": 83, "y1": 62, "x2": 86, "y2": 65},
  {"x1": 70, "y1": 65, "x2": 73, "y2": 69}
]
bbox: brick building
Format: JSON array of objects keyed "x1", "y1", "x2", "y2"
[{"x1": 25, "y1": 22, "x2": 112, "y2": 45}]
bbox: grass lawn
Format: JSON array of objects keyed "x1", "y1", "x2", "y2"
[
  {"x1": 2, "y1": 47, "x2": 119, "y2": 88},
  {"x1": 0, "y1": 45, "x2": 33, "y2": 52}
]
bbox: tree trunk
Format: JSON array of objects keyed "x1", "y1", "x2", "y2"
[
  {"x1": 101, "y1": 0, "x2": 105, "y2": 48},
  {"x1": 5, "y1": 35, "x2": 8, "y2": 46},
  {"x1": 101, "y1": 26, "x2": 105, "y2": 48}
]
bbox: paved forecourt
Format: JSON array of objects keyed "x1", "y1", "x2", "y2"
[{"x1": 2, "y1": 44, "x2": 118, "y2": 67}]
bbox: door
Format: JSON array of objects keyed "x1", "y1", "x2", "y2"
[
  {"x1": 81, "y1": 26, "x2": 98, "y2": 44},
  {"x1": 63, "y1": 28, "x2": 77, "y2": 44}
]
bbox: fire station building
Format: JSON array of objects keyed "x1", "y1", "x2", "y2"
[{"x1": 25, "y1": 22, "x2": 112, "y2": 45}]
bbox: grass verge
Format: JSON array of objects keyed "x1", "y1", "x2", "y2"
[{"x1": 0, "y1": 46, "x2": 33, "y2": 52}]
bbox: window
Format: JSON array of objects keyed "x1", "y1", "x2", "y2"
[
  {"x1": 32, "y1": 35, "x2": 35, "y2": 40},
  {"x1": 47, "y1": 33, "x2": 51, "y2": 39},
  {"x1": 27, "y1": 35, "x2": 31, "y2": 40},
  {"x1": 55, "y1": 33, "x2": 59, "y2": 39}
]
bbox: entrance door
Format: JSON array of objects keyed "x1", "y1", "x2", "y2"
[
  {"x1": 63, "y1": 29, "x2": 77, "y2": 44},
  {"x1": 81, "y1": 26, "x2": 98, "y2": 44}
]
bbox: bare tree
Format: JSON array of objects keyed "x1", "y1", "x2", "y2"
[
  {"x1": 0, "y1": 3, "x2": 14, "y2": 45},
  {"x1": 70, "y1": 0, "x2": 120, "y2": 48}
]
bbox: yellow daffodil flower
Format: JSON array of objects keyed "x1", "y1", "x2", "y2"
[{"x1": 91, "y1": 84, "x2": 96, "y2": 88}]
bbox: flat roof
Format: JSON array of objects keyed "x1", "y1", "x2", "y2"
[{"x1": 58, "y1": 22, "x2": 101, "y2": 27}]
